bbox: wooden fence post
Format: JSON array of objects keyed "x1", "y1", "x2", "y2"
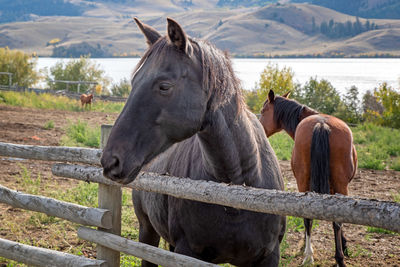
[{"x1": 98, "y1": 125, "x2": 121, "y2": 266}]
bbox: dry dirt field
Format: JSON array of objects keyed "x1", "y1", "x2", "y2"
[{"x1": 0, "y1": 104, "x2": 399, "y2": 266}]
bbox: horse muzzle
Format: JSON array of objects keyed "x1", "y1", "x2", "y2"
[{"x1": 101, "y1": 152, "x2": 142, "y2": 185}]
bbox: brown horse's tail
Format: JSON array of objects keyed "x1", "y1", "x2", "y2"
[{"x1": 310, "y1": 121, "x2": 331, "y2": 194}]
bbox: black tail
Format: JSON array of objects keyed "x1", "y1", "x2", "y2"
[{"x1": 310, "y1": 122, "x2": 331, "y2": 194}]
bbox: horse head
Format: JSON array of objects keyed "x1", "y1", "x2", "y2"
[
  {"x1": 101, "y1": 18, "x2": 207, "y2": 184},
  {"x1": 260, "y1": 90, "x2": 283, "y2": 137}
]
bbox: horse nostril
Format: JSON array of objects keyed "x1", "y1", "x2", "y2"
[
  {"x1": 109, "y1": 156, "x2": 119, "y2": 169},
  {"x1": 102, "y1": 155, "x2": 123, "y2": 179}
]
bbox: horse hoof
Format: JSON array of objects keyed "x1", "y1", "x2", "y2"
[{"x1": 301, "y1": 255, "x2": 314, "y2": 266}]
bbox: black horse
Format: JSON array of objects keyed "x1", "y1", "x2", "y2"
[{"x1": 101, "y1": 18, "x2": 286, "y2": 266}]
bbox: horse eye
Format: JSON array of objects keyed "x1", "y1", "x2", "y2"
[{"x1": 159, "y1": 82, "x2": 173, "y2": 91}]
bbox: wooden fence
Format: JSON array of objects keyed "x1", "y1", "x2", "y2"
[{"x1": 0, "y1": 125, "x2": 400, "y2": 266}]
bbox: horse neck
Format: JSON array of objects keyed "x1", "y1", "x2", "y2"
[
  {"x1": 282, "y1": 106, "x2": 319, "y2": 140},
  {"x1": 197, "y1": 102, "x2": 264, "y2": 187}
]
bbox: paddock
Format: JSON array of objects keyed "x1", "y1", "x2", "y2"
[{"x1": 0, "y1": 125, "x2": 399, "y2": 266}]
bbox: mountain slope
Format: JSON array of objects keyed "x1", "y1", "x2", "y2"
[{"x1": 0, "y1": 3, "x2": 399, "y2": 57}]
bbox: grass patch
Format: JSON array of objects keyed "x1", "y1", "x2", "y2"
[
  {"x1": 352, "y1": 123, "x2": 400, "y2": 170},
  {"x1": 61, "y1": 120, "x2": 100, "y2": 148},
  {"x1": 366, "y1": 226, "x2": 398, "y2": 235},
  {"x1": 346, "y1": 244, "x2": 372, "y2": 258},
  {"x1": 268, "y1": 132, "x2": 293, "y2": 161},
  {"x1": 0, "y1": 91, "x2": 124, "y2": 113},
  {"x1": 43, "y1": 120, "x2": 55, "y2": 130}
]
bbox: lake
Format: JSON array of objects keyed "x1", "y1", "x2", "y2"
[{"x1": 37, "y1": 57, "x2": 400, "y2": 96}]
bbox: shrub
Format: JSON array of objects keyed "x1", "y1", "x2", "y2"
[
  {"x1": 111, "y1": 78, "x2": 131, "y2": 97},
  {"x1": 45, "y1": 56, "x2": 110, "y2": 93},
  {"x1": 246, "y1": 63, "x2": 300, "y2": 112},
  {"x1": 296, "y1": 77, "x2": 341, "y2": 115},
  {"x1": 61, "y1": 120, "x2": 100, "y2": 148},
  {"x1": 0, "y1": 47, "x2": 39, "y2": 87}
]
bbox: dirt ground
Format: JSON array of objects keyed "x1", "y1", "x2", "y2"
[{"x1": 0, "y1": 104, "x2": 399, "y2": 266}]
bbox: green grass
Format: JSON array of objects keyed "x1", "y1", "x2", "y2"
[
  {"x1": 366, "y1": 226, "x2": 398, "y2": 235},
  {"x1": 61, "y1": 120, "x2": 101, "y2": 148},
  {"x1": 43, "y1": 120, "x2": 55, "y2": 130},
  {"x1": 0, "y1": 91, "x2": 124, "y2": 113},
  {"x1": 352, "y1": 123, "x2": 400, "y2": 170},
  {"x1": 268, "y1": 132, "x2": 293, "y2": 161}
]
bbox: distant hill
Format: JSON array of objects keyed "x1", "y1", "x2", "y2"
[
  {"x1": 292, "y1": 0, "x2": 400, "y2": 19},
  {"x1": 0, "y1": 2, "x2": 399, "y2": 57},
  {"x1": 0, "y1": 0, "x2": 83, "y2": 24}
]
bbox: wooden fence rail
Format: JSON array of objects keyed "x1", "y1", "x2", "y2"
[
  {"x1": 0, "y1": 237, "x2": 106, "y2": 267},
  {"x1": 0, "y1": 142, "x2": 101, "y2": 164},
  {"x1": 52, "y1": 163, "x2": 400, "y2": 233},
  {"x1": 78, "y1": 227, "x2": 218, "y2": 267},
  {"x1": 0, "y1": 185, "x2": 112, "y2": 229}
]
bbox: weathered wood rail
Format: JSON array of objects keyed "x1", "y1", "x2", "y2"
[
  {"x1": 1, "y1": 125, "x2": 400, "y2": 266},
  {"x1": 0, "y1": 238, "x2": 106, "y2": 267},
  {"x1": 52, "y1": 163, "x2": 400, "y2": 233},
  {"x1": 0, "y1": 184, "x2": 111, "y2": 229}
]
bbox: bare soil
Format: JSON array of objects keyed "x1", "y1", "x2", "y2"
[{"x1": 0, "y1": 104, "x2": 399, "y2": 266}]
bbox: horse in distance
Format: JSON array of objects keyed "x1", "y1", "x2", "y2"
[
  {"x1": 260, "y1": 90, "x2": 357, "y2": 267},
  {"x1": 101, "y1": 18, "x2": 286, "y2": 266},
  {"x1": 80, "y1": 93, "x2": 93, "y2": 109}
]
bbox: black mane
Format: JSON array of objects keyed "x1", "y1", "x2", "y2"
[{"x1": 274, "y1": 96, "x2": 316, "y2": 134}]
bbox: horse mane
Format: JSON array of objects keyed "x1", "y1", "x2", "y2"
[
  {"x1": 132, "y1": 36, "x2": 245, "y2": 112},
  {"x1": 273, "y1": 96, "x2": 317, "y2": 134}
]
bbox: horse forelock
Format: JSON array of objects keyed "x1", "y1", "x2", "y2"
[{"x1": 273, "y1": 97, "x2": 307, "y2": 134}]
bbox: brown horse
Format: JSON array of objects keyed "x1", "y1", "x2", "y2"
[
  {"x1": 260, "y1": 90, "x2": 357, "y2": 267},
  {"x1": 80, "y1": 93, "x2": 93, "y2": 109}
]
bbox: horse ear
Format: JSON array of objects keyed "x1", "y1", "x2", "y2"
[
  {"x1": 268, "y1": 90, "x2": 275, "y2": 103},
  {"x1": 134, "y1": 17, "x2": 161, "y2": 46},
  {"x1": 282, "y1": 91, "x2": 291, "y2": 98},
  {"x1": 167, "y1": 17, "x2": 189, "y2": 53}
]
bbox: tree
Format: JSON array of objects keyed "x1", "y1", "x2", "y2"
[
  {"x1": 46, "y1": 56, "x2": 110, "y2": 93},
  {"x1": 250, "y1": 63, "x2": 299, "y2": 113},
  {"x1": 362, "y1": 90, "x2": 383, "y2": 123},
  {"x1": 374, "y1": 83, "x2": 400, "y2": 128},
  {"x1": 336, "y1": 85, "x2": 362, "y2": 123},
  {"x1": 111, "y1": 78, "x2": 131, "y2": 97},
  {"x1": 0, "y1": 47, "x2": 39, "y2": 87},
  {"x1": 296, "y1": 77, "x2": 341, "y2": 115}
]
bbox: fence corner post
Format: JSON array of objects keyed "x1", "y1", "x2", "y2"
[{"x1": 98, "y1": 124, "x2": 121, "y2": 266}]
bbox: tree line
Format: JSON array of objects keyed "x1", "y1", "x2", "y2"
[{"x1": 312, "y1": 17, "x2": 378, "y2": 39}]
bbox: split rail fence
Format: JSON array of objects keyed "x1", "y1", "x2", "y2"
[{"x1": 0, "y1": 125, "x2": 399, "y2": 266}]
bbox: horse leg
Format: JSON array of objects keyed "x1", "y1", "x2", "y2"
[
  {"x1": 341, "y1": 229, "x2": 349, "y2": 257},
  {"x1": 333, "y1": 222, "x2": 346, "y2": 267},
  {"x1": 138, "y1": 221, "x2": 160, "y2": 267},
  {"x1": 173, "y1": 237, "x2": 197, "y2": 258},
  {"x1": 302, "y1": 218, "x2": 314, "y2": 265},
  {"x1": 250, "y1": 239, "x2": 280, "y2": 267}
]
